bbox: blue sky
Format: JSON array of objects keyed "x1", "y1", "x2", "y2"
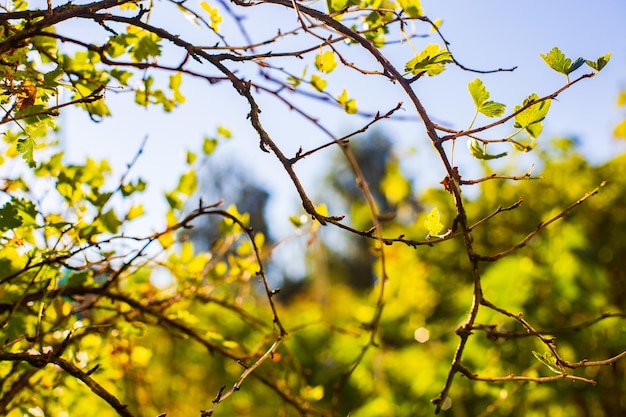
[{"x1": 60, "y1": 0, "x2": 626, "y2": 241}]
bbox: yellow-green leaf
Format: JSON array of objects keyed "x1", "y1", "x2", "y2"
[
  {"x1": 405, "y1": 44, "x2": 452, "y2": 76},
  {"x1": 203, "y1": 137, "x2": 218, "y2": 155},
  {"x1": 126, "y1": 204, "x2": 144, "y2": 220},
  {"x1": 514, "y1": 93, "x2": 551, "y2": 139},
  {"x1": 177, "y1": 170, "x2": 197, "y2": 196},
  {"x1": 315, "y1": 50, "x2": 338, "y2": 73},
  {"x1": 311, "y1": 74, "x2": 327, "y2": 92},
  {"x1": 424, "y1": 207, "x2": 444, "y2": 236},
  {"x1": 217, "y1": 125, "x2": 232, "y2": 138},
  {"x1": 397, "y1": 0, "x2": 422, "y2": 17},
  {"x1": 468, "y1": 78, "x2": 505, "y2": 118},
  {"x1": 158, "y1": 231, "x2": 176, "y2": 249},
  {"x1": 338, "y1": 89, "x2": 357, "y2": 114},
  {"x1": 200, "y1": 1, "x2": 223, "y2": 32}
]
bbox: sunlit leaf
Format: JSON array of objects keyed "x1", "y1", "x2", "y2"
[
  {"x1": 186, "y1": 151, "x2": 197, "y2": 165},
  {"x1": 100, "y1": 209, "x2": 122, "y2": 233},
  {"x1": 397, "y1": 0, "x2": 422, "y2": 17},
  {"x1": 338, "y1": 89, "x2": 357, "y2": 114},
  {"x1": 203, "y1": 138, "x2": 218, "y2": 155},
  {"x1": 127, "y1": 27, "x2": 162, "y2": 62},
  {"x1": 430, "y1": 18, "x2": 443, "y2": 33},
  {"x1": 311, "y1": 74, "x2": 327, "y2": 92},
  {"x1": 467, "y1": 138, "x2": 507, "y2": 160},
  {"x1": 0, "y1": 202, "x2": 22, "y2": 232},
  {"x1": 405, "y1": 44, "x2": 452, "y2": 76},
  {"x1": 200, "y1": 1, "x2": 223, "y2": 32},
  {"x1": 165, "y1": 191, "x2": 183, "y2": 210},
  {"x1": 311, "y1": 203, "x2": 328, "y2": 232},
  {"x1": 16, "y1": 137, "x2": 36, "y2": 168},
  {"x1": 468, "y1": 78, "x2": 505, "y2": 118},
  {"x1": 315, "y1": 50, "x2": 338, "y2": 74},
  {"x1": 514, "y1": 93, "x2": 551, "y2": 139},
  {"x1": 301, "y1": 385, "x2": 325, "y2": 401},
  {"x1": 586, "y1": 52, "x2": 611, "y2": 72},
  {"x1": 158, "y1": 231, "x2": 176, "y2": 249},
  {"x1": 540, "y1": 47, "x2": 584, "y2": 77},
  {"x1": 177, "y1": 170, "x2": 198, "y2": 196},
  {"x1": 532, "y1": 351, "x2": 562, "y2": 374},
  {"x1": 512, "y1": 137, "x2": 537, "y2": 152},
  {"x1": 217, "y1": 126, "x2": 232, "y2": 139},
  {"x1": 424, "y1": 207, "x2": 444, "y2": 236},
  {"x1": 170, "y1": 73, "x2": 186, "y2": 104},
  {"x1": 126, "y1": 204, "x2": 145, "y2": 220},
  {"x1": 326, "y1": 0, "x2": 357, "y2": 14},
  {"x1": 120, "y1": 1, "x2": 138, "y2": 10}
]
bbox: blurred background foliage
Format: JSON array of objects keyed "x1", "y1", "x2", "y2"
[
  {"x1": 2, "y1": 124, "x2": 625, "y2": 417},
  {"x1": 25, "y1": 133, "x2": 620, "y2": 417},
  {"x1": 1, "y1": 0, "x2": 626, "y2": 414}
]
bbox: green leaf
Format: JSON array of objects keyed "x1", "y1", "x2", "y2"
[
  {"x1": 121, "y1": 179, "x2": 147, "y2": 197},
  {"x1": 397, "y1": 0, "x2": 422, "y2": 17},
  {"x1": 513, "y1": 93, "x2": 551, "y2": 139},
  {"x1": 326, "y1": 0, "x2": 358, "y2": 14},
  {"x1": 169, "y1": 73, "x2": 186, "y2": 105},
  {"x1": 43, "y1": 65, "x2": 64, "y2": 87},
  {"x1": 0, "y1": 202, "x2": 23, "y2": 232},
  {"x1": 64, "y1": 270, "x2": 95, "y2": 288},
  {"x1": 467, "y1": 139, "x2": 507, "y2": 160},
  {"x1": 468, "y1": 78, "x2": 505, "y2": 118},
  {"x1": 315, "y1": 50, "x2": 337, "y2": 74},
  {"x1": 405, "y1": 44, "x2": 452, "y2": 76},
  {"x1": 165, "y1": 191, "x2": 183, "y2": 210},
  {"x1": 100, "y1": 209, "x2": 122, "y2": 234},
  {"x1": 424, "y1": 207, "x2": 444, "y2": 236},
  {"x1": 479, "y1": 102, "x2": 507, "y2": 118},
  {"x1": 532, "y1": 351, "x2": 562, "y2": 374},
  {"x1": 74, "y1": 82, "x2": 111, "y2": 117},
  {"x1": 586, "y1": 52, "x2": 611, "y2": 72},
  {"x1": 512, "y1": 137, "x2": 537, "y2": 152},
  {"x1": 540, "y1": 47, "x2": 584, "y2": 76},
  {"x1": 127, "y1": 27, "x2": 162, "y2": 62},
  {"x1": 16, "y1": 137, "x2": 36, "y2": 168}
]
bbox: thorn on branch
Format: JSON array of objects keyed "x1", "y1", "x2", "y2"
[
  {"x1": 211, "y1": 386, "x2": 226, "y2": 404},
  {"x1": 456, "y1": 324, "x2": 473, "y2": 337},
  {"x1": 86, "y1": 363, "x2": 101, "y2": 375}
]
